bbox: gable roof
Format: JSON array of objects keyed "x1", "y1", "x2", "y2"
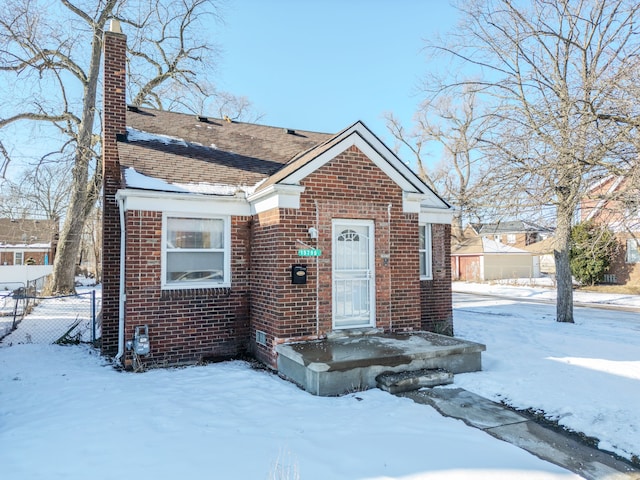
[
  {"x1": 0, "y1": 218, "x2": 57, "y2": 247},
  {"x1": 469, "y1": 220, "x2": 552, "y2": 236},
  {"x1": 118, "y1": 108, "x2": 450, "y2": 210},
  {"x1": 522, "y1": 236, "x2": 557, "y2": 254}
]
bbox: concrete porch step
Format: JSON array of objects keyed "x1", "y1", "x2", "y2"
[
  {"x1": 376, "y1": 368, "x2": 453, "y2": 394},
  {"x1": 276, "y1": 332, "x2": 485, "y2": 396}
]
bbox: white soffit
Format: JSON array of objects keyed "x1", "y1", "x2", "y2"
[
  {"x1": 247, "y1": 184, "x2": 305, "y2": 214},
  {"x1": 419, "y1": 207, "x2": 454, "y2": 225},
  {"x1": 116, "y1": 189, "x2": 252, "y2": 216}
]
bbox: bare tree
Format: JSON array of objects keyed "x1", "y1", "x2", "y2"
[
  {"x1": 0, "y1": 0, "x2": 253, "y2": 293},
  {"x1": 0, "y1": 161, "x2": 72, "y2": 220},
  {"x1": 386, "y1": 87, "x2": 496, "y2": 241},
  {"x1": 429, "y1": 0, "x2": 640, "y2": 322}
]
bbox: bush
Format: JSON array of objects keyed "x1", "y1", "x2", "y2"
[{"x1": 570, "y1": 221, "x2": 618, "y2": 286}]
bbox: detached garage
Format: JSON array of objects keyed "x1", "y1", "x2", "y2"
[{"x1": 452, "y1": 237, "x2": 539, "y2": 281}]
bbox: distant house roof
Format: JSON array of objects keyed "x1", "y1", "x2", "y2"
[
  {"x1": 522, "y1": 237, "x2": 558, "y2": 254},
  {"x1": 469, "y1": 220, "x2": 553, "y2": 236},
  {"x1": 118, "y1": 107, "x2": 450, "y2": 209},
  {"x1": 452, "y1": 236, "x2": 531, "y2": 255},
  {"x1": 0, "y1": 218, "x2": 58, "y2": 247}
]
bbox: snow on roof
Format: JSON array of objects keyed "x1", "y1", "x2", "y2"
[
  {"x1": 123, "y1": 168, "x2": 259, "y2": 196},
  {"x1": 0, "y1": 243, "x2": 50, "y2": 249},
  {"x1": 482, "y1": 237, "x2": 530, "y2": 254},
  {"x1": 126, "y1": 127, "x2": 189, "y2": 147}
]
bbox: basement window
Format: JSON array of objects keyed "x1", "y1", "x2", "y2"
[
  {"x1": 419, "y1": 224, "x2": 433, "y2": 280},
  {"x1": 162, "y1": 215, "x2": 230, "y2": 289}
]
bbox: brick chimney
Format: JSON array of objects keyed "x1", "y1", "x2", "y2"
[{"x1": 101, "y1": 19, "x2": 126, "y2": 356}]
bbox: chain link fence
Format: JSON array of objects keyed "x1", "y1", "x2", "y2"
[{"x1": 0, "y1": 277, "x2": 100, "y2": 346}]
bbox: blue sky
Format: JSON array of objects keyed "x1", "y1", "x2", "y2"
[
  {"x1": 1, "y1": 1, "x2": 458, "y2": 178},
  {"x1": 215, "y1": 1, "x2": 458, "y2": 147}
]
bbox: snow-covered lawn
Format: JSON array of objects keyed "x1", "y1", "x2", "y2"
[
  {"x1": 451, "y1": 287, "x2": 640, "y2": 464},
  {"x1": 0, "y1": 282, "x2": 638, "y2": 479}
]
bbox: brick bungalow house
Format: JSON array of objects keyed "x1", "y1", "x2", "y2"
[
  {"x1": 580, "y1": 176, "x2": 640, "y2": 286},
  {"x1": 0, "y1": 218, "x2": 57, "y2": 267},
  {"x1": 0, "y1": 217, "x2": 57, "y2": 287},
  {"x1": 101, "y1": 22, "x2": 454, "y2": 370}
]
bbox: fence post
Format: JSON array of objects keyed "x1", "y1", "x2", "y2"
[
  {"x1": 91, "y1": 289, "x2": 96, "y2": 343},
  {"x1": 12, "y1": 296, "x2": 19, "y2": 330}
]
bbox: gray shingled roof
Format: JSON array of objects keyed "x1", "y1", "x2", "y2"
[
  {"x1": 471, "y1": 221, "x2": 553, "y2": 235},
  {"x1": 119, "y1": 107, "x2": 333, "y2": 190}
]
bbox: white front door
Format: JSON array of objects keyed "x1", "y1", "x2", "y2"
[{"x1": 332, "y1": 220, "x2": 375, "y2": 329}]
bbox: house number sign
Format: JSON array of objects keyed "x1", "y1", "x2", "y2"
[{"x1": 298, "y1": 248, "x2": 322, "y2": 257}]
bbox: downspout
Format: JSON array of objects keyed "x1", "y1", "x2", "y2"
[
  {"x1": 315, "y1": 200, "x2": 320, "y2": 337},
  {"x1": 388, "y1": 203, "x2": 392, "y2": 332},
  {"x1": 114, "y1": 194, "x2": 126, "y2": 364}
]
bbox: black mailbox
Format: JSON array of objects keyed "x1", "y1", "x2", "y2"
[{"x1": 291, "y1": 264, "x2": 307, "y2": 284}]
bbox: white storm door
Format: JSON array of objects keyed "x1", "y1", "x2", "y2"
[{"x1": 332, "y1": 220, "x2": 375, "y2": 329}]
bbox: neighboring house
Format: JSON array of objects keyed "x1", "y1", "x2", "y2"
[
  {"x1": 0, "y1": 218, "x2": 57, "y2": 284},
  {"x1": 451, "y1": 236, "x2": 538, "y2": 281},
  {"x1": 465, "y1": 220, "x2": 552, "y2": 249},
  {"x1": 579, "y1": 176, "x2": 640, "y2": 286},
  {"x1": 101, "y1": 25, "x2": 454, "y2": 369}
]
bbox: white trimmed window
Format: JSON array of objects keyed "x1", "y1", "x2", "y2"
[
  {"x1": 419, "y1": 224, "x2": 433, "y2": 280},
  {"x1": 626, "y1": 239, "x2": 640, "y2": 264},
  {"x1": 507, "y1": 234, "x2": 516, "y2": 244},
  {"x1": 162, "y1": 215, "x2": 230, "y2": 289},
  {"x1": 14, "y1": 252, "x2": 24, "y2": 265}
]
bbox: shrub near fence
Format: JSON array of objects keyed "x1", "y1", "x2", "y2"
[{"x1": 0, "y1": 290, "x2": 100, "y2": 345}]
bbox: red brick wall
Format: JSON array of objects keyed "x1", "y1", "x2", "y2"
[
  {"x1": 0, "y1": 252, "x2": 11, "y2": 265},
  {"x1": 421, "y1": 223, "x2": 453, "y2": 334},
  {"x1": 250, "y1": 145, "x2": 452, "y2": 367},
  {"x1": 101, "y1": 30, "x2": 127, "y2": 356},
  {"x1": 121, "y1": 211, "x2": 251, "y2": 367},
  {"x1": 606, "y1": 233, "x2": 640, "y2": 287}
]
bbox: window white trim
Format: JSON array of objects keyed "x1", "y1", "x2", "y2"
[
  {"x1": 420, "y1": 224, "x2": 433, "y2": 280},
  {"x1": 626, "y1": 238, "x2": 640, "y2": 264},
  {"x1": 14, "y1": 251, "x2": 24, "y2": 266},
  {"x1": 161, "y1": 213, "x2": 231, "y2": 290}
]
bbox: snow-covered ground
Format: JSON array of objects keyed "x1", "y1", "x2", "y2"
[
  {"x1": 451, "y1": 284, "x2": 640, "y2": 464},
  {"x1": 1, "y1": 282, "x2": 638, "y2": 479},
  {"x1": 452, "y1": 279, "x2": 640, "y2": 309}
]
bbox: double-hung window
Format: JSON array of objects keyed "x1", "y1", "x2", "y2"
[
  {"x1": 163, "y1": 215, "x2": 230, "y2": 289},
  {"x1": 626, "y1": 238, "x2": 640, "y2": 264},
  {"x1": 14, "y1": 252, "x2": 24, "y2": 265},
  {"x1": 419, "y1": 224, "x2": 433, "y2": 280}
]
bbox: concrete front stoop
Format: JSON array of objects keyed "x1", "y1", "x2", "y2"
[
  {"x1": 400, "y1": 387, "x2": 640, "y2": 480},
  {"x1": 275, "y1": 331, "x2": 485, "y2": 396}
]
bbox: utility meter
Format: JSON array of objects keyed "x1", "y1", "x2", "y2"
[{"x1": 133, "y1": 325, "x2": 150, "y2": 356}]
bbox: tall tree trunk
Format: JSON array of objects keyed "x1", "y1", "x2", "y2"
[
  {"x1": 46, "y1": 27, "x2": 104, "y2": 294},
  {"x1": 554, "y1": 201, "x2": 575, "y2": 323}
]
